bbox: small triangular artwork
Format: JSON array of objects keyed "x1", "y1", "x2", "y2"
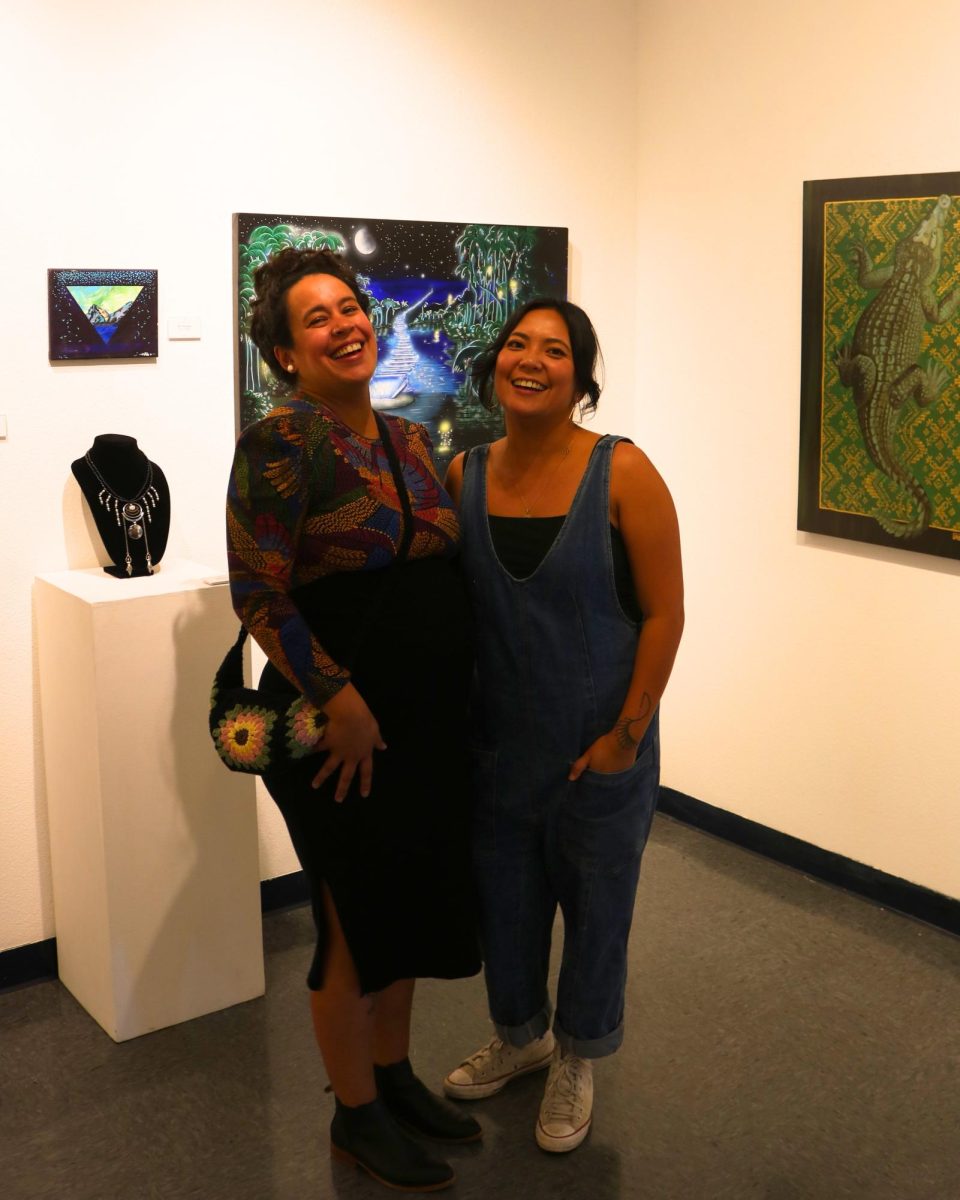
[
  {"x1": 66, "y1": 285, "x2": 144, "y2": 345},
  {"x1": 48, "y1": 268, "x2": 158, "y2": 361}
]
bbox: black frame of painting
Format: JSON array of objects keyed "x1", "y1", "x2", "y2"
[
  {"x1": 799, "y1": 171, "x2": 960, "y2": 561},
  {"x1": 47, "y1": 268, "x2": 159, "y2": 361}
]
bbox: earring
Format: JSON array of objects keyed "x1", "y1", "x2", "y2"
[{"x1": 286, "y1": 365, "x2": 296, "y2": 373}]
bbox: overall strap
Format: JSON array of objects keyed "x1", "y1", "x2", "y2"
[
  {"x1": 566, "y1": 434, "x2": 625, "y2": 527},
  {"x1": 460, "y1": 442, "x2": 488, "y2": 528}
]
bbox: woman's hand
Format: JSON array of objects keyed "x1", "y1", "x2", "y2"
[
  {"x1": 311, "y1": 683, "x2": 386, "y2": 802},
  {"x1": 568, "y1": 731, "x2": 637, "y2": 781}
]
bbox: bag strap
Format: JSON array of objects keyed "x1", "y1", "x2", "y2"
[
  {"x1": 216, "y1": 622, "x2": 249, "y2": 689},
  {"x1": 375, "y1": 411, "x2": 414, "y2": 565}
]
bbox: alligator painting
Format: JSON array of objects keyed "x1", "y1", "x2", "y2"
[{"x1": 835, "y1": 194, "x2": 960, "y2": 538}]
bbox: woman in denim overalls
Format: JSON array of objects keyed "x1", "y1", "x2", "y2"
[{"x1": 443, "y1": 299, "x2": 684, "y2": 1153}]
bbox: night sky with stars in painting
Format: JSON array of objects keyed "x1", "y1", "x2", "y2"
[{"x1": 234, "y1": 213, "x2": 567, "y2": 304}]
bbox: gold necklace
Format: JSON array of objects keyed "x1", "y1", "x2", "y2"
[{"x1": 497, "y1": 438, "x2": 573, "y2": 517}]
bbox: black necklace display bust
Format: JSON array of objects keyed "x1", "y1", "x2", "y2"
[{"x1": 71, "y1": 435, "x2": 170, "y2": 578}]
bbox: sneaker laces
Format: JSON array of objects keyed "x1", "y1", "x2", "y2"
[
  {"x1": 541, "y1": 1055, "x2": 589, "y2": 1124},
  {"x1": 462, "y1": 1036, "x2": 505, "y2": 1071}
]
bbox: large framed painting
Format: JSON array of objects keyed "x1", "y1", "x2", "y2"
[
  {"x1": 233, "y1": 213, "x2": 568, "y2": 460},
  {"x1": 799, "y1": 171, "x2": 960, "y2": 560},
  {"x1": 48, "y1": 268, "x2": 158, "y2": 361}
]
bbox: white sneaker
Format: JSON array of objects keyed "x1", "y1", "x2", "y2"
[
  {"x1": 535, "y1": 1047, "x2": 593, "y2": 1152},
  {"x1": 443, "y1": 1031, "x2": 555, "y2": 1100}
]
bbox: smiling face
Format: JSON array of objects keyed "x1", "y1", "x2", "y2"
[
  {"x1": 275, "y1": 273, "x2": 377, "y2": 401},
  {"x1": 493, "y1": 308, "x2": 579, "y2": 419}
]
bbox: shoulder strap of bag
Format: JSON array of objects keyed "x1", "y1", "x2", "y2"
[
  {"x1": 375, "y1": 412, "x2": 414, "y2": 565},
  {"x1": 216, "y1": 622, "x2": 249, "y2": 689}
]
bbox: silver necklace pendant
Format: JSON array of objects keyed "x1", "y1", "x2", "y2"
[
  {"x1": 123, "y1": 501, "x2": 144, "y2": 540},
  {"x1": 84, "y1": 454, "x2": 156, "y2": 575}
]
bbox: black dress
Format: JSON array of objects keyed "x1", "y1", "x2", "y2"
[{"x1": 226, "y1": 398, "x2": 480, "y2": 994}]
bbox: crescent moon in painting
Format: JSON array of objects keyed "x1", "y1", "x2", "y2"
[{"x1": 354, "y1": 227, "x2": 377, "y2": 255}]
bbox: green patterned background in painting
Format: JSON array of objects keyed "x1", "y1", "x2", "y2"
[{"x1": 821, "y1": 196, "x2": 960, "y2": 533}]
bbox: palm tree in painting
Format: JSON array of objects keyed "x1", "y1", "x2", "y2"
[
  {"x1": 453, "y1": 228, "x2": 475, "y2": 326},
  {"x1": 238, "y1": 225, "x2": 297, "y2": 397},
  {"x1": 488, "y1": 225, "x2": 518, "y2": 322},
  {"x1": 301, "y1": 230, "x2": 346, "y2": 254},
  {"x1": 455, "y1": 224, "x2": 496, "y2": 328},
  {"x1": 450, "y1": 223, "x2": 527, "y2": 395},
  {"x1": 512, "y1": 227, "x2": 537, "y2": 304},
  {"x1": 355, "y1": 272, "x2": 382, "y2": 330},
  {"x1": 380, "y1": 297, "x2": 399, "y2": 329}
]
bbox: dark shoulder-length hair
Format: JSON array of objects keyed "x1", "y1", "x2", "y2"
[
  {"x1": 249, "y1": 246, "x2": 370, "y2": 385},
  {"x1": 470, "y1": 298, "x2": 603, "y2": 416}
]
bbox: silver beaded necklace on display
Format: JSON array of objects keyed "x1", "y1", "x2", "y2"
[{"x1": 83, "y1": 453, "x2": 159, "y2": 576}]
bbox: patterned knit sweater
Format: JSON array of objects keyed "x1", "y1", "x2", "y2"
[{"x1": 226, "y1": 395, "x2": 459, "y2": 706}]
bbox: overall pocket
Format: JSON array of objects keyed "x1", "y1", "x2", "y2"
[{"x1": 563, "y1": 739, "x2": 659, "y2": 873}]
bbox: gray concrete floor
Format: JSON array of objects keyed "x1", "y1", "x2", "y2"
[{"x1": 2, "y1": 814, "x2": 959, "y2": 1200}]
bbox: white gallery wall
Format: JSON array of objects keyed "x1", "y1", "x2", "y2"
[
  {"x1": 0, "y1": 0, "x2": 642, "y2": 954},
  {"x1": 637, "y1": 0, "x2": 960, "y2": 900}
]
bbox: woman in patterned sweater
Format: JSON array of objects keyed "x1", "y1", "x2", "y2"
[{"x1": 227, "y1": 247, "x2": 480, "y2": 1192}]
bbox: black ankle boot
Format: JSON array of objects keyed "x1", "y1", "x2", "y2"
[
  {"x1": 330, "y1": 1097, "x2": 455, "y2": 1192},
  {"x1": 375, "y1": 1059, "x2": 483, "y2": 1143}
]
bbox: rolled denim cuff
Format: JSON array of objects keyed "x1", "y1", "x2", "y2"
[
  {"x1": 554, "y1": 1017, "x2": 623, "y2": 1060},
  {"x1": 493, "y1": 1002, "x2": 552, "y2": 1048}
]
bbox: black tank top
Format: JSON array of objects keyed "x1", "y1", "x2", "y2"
[{"x1": 487, "y1": 515, "x2": 641, "y2": 622}]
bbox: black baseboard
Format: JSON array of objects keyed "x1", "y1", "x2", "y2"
[
  {"x1": 259, "y1": 870, "x2": 310, "y2": 913},
  {"x1": 0, "y1": 938, "x2": 58, "y2": 991},
  {"x1": 0, "y1": 872, "x2": 311, "y2": 994},
  {"x1": 658, "y1": 787, "x2": 960, "y2": 938}
]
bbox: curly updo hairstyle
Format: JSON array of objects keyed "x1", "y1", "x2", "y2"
[
  {"x1": 470, "y1": 298, "x2": 603, "y2": 416},
  {"x1": 249, "y1": 246, "x2": 370, "y2": 385}
]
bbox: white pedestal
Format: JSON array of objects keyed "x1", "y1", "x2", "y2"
[{"x1": 34, "y1": 560, "x2": 264, "y2": 1041}]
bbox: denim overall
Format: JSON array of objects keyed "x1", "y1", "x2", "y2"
[{"x1": 460, "y1": 436, "x2": 659, "y2": 1058}]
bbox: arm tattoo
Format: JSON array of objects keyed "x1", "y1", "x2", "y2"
[{"x1": 614, "y1": 692, "x2": 653, "y2": 750}]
